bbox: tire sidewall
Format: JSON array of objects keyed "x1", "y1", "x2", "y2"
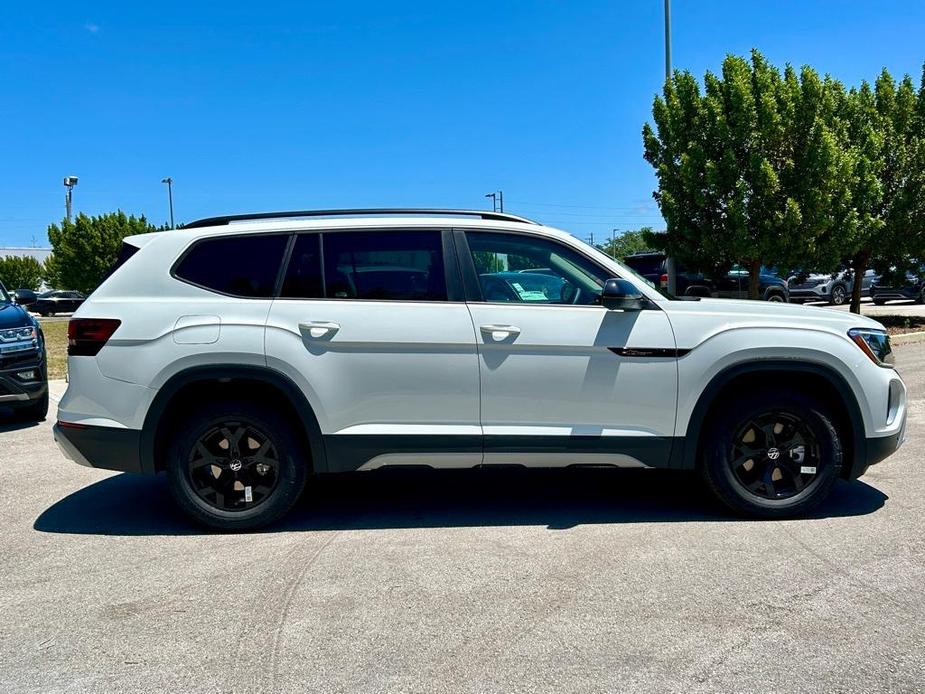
[
  {"x1": 703, "y1": 391, "x2": 842, "y2": 516},
  {"x1": 167, "y1": 402, "x2": 307, "y2": 530}
]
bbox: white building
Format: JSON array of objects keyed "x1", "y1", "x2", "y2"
[{"x1": 0, "y1": 247, "x2": 53, "y2": 263}]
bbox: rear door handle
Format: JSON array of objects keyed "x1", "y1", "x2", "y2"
[
  {"x1": 480, "y1": 324, "x2": 521, "y2": 341},
  {"x1": 299, "y1": 321, "x2": 340, "y2": 339}
]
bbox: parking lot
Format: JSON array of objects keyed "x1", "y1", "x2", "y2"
[{"x1": 0, "y1": 344, "x2": 922, "y2": 693}]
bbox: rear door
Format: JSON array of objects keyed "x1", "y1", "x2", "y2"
[
  {"x1": 265, "y1": 228, "x2": 481, "y2": 472},
  {"x1": 457, "y1": 229, "x2": 678, "y2": 468}
]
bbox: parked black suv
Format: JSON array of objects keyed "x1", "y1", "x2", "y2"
[
  {"x1": 870, "y1": 267, "x2": 925, "y2": 305},
  {"x1": 0, "y1": 280, "x2": 48, "y2": 421},
  {"x1": 622, "y1": 252, "x2": 789, "y2": 302}
]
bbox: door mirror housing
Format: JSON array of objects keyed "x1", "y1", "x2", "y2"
[
  {"x1": 601, "y1": 278, "x2": 646, "y2": 311},
  {"x1": 13, "y1": 289, "x2": 37, "y2": 307}
]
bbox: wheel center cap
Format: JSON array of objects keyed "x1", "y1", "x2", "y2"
[
  {"x1": 767, "y1": 447, "x2": 781, "y2": 460},
  {"x1": 229, "y1": 459, "x2": 243, "y2": 471}
]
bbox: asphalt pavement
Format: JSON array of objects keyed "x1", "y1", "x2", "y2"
[{"x1": 1, "y1": 347, "x2": 923, "y2": 693}]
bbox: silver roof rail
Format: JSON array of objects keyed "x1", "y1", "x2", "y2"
[{"x1": 183, "y1": 208, "x2": 539, "y2": 229}]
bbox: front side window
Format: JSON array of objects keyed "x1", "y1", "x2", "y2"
[
  {"x1": 174, "y1": 234, "x2": 289, "y2": 298},
  {"x1": 322, "y1": 230, "x2": 447, "y2": 301},
  {"x1": 465, "y1": 231, "x2": 607, "y2": 305}
]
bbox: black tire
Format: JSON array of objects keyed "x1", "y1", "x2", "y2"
[
  {"x1": 917, "y1": 288, "x2": 925, "y2": 305},
  {"x1": 765, "y1": 291, "x2": 786, "y2": 303},
  {"x1": 39, "y1": 311, "x2": 49, "y2": 317},
  {"x1": 872, "y1": 298, "x2": 887, "y2": 305},
  {"x1": 15, "y1": 390, "x2": 49, "y2": 422},
  {"x1": 700, "y1": 390, "x2": 842, "y2": 518},
  {"x1": 830, "y1": 284, "x2": 848, "y2": 306},
  {"x1": 166, "y1": 400, "x2": 308, "y2": 531}
]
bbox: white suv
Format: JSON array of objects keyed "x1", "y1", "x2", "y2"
[{"x1": 54, "y1": 209, "x2": 907, "y2": 530}]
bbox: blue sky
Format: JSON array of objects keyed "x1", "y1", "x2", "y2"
[{"x1": 1, "y1": 1, "x2": 924, "y2": 247}]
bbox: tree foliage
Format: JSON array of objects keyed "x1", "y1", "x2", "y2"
[
  {"x1": 596, "y1": 227, "x2": 657, "y2": 260},
  {"x1": 46, "y1": 211, "x2": 158, "y2": 294},
  {"x1": 0, "y1": 255, "x2": 44, "y2": 291},
  {"x1": 643, "y1": 51, "x2": 925, "y2": 311}
]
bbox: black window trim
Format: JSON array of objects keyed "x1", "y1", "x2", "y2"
[
  {"x1": 453, "y1": 226, "x2": 638, "y2": 309},
  {"x1": 170, "y1": 231, "x2": 293, "y2": 300}
]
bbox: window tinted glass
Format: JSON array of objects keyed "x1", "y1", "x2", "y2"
[
  {"x1": 466, "y1": 231, "x2": 607, "y2": 305},
  {"x1": 323, "y1": 230, "x2": 446, "y2": 301},
  {"x1": 175, "y1": 234, "x2": 288, "y2": 298},
  {"x1": 280, "y1": 234, "x2": 323, "y2": 298}
]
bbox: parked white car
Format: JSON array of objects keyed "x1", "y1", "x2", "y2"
[
  {"x1": 54, "y1": 210, "x2": 907, "y2": 529},
  {"x1": 787, "y1": 268, "x2": 875, "y2": 305}
]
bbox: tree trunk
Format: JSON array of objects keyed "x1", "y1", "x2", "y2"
[
  {"x1": 748, "y1": 259, "x2": 761, "y2": 300},
  {"x1": 850, "y1": 251, "x2": 869, "y2": 315}
]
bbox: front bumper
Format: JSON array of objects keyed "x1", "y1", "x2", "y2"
[
  {"x1": 788, "y1": 286, "x2": 827, "y2": 301},
  {"x1": 0, "y1": 349, "x2": 46, "y2": 407},
  {"x1": 54, "y1": 423, "x2": 143, "y2": 473}
]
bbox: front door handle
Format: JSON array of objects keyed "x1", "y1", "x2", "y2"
[
  {"x1": 299, "y1": 321, "x2": 341, "y2": 339},
  {"x1": 480, "y1": 324, "x2": 521, "y2": 341}
]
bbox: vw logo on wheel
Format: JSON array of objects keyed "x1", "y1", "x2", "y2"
[
  {"x1": 767, "y1": 447, "x2": 781, "y2": 460},
  {"x1": 229, "y1": 459, "x2": 243, "y2": 472}
]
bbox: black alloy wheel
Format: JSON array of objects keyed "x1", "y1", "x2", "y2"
[
  {"x1": 701, "y1": 390, "x2": 842, "y2": 518},
  {"x1": 728, "y1": 411, "x2": 821, "y2": 501},
  {"x1": 167, "y1": 401, "x2": 307, "y2": 530},
  {"x1": 187, "y1": 421, "x2": 281, "y2": 512}
]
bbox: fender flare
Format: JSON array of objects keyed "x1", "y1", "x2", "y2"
[
  {"x1": 139, "y1": 364, "x2": 327, "y2": 474},
  {"x1": 677, "y1": 360, "x2": 866, "y2": 475}
]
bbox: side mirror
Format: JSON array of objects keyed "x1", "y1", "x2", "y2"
[
  {"x1": 13, "y1": 289, "x2": 37, "y2": 307},
  {"x1": 601, "y1": 278, "x2": 646, "y2": 311}
]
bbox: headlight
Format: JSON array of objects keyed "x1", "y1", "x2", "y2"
[
  {"x1": 849, "y1": 328, "x2": 894, "y2": 367},
  {"x1": 0, "y1": 326, "x2": 38, "y2": 354}
]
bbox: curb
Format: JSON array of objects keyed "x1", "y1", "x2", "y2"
[{"x1": 892, "y1": 331, "x2": 925, "y2": 346}]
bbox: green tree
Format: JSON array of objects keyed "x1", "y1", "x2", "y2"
[
  {"x1": 643, "y1": 50, "x2": 855, "y2": 300},
  {"x1": 596, "y1": 227, "x2": 657, "y2": 260},
  {"x1": 46, "y1": 211, "x2": 158, "y2": 294},
  {"x1": 0, "y1": 255, "x2": 44, "y2": 291}
]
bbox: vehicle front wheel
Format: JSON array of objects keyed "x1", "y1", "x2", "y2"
[
  {"x1": 15, "y1": 390, "x2": 49, "y2": 422},
  {"x1": 166, "y1": 401, "x2": 308, "y2": 531},
  {"x1": 700, "y1": 390, "x2": 842, "y2": 518},
  {"x1": 830, "y1": 284, "x2": 848, "y2": 305},
  {"x1": 766, "y1": 292, "x2": 786, "y2": 303}
]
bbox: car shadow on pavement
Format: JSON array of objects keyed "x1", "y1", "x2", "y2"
[
  {"x1": 0, "y1": 415, "x2": 42, "y2": 433},
  {"x1": 34, "y1": 468, "x2": 888, "y2": 536}
]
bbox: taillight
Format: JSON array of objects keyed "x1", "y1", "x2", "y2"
[
  {"x1": 67, "y1": 319, "x2": 121, "y2": 356},
  {"x1": 659, "y1": 273, "x2": 668, "y2": 288}
]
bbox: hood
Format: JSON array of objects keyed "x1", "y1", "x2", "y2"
[
  {"x1": 0, "y1": 302, "x2": 36, "y2": 330},
  {"x1": 665, "y1": 297, "x2": 884, "y2": 332}
]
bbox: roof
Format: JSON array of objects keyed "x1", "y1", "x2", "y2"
[{"x1": 0, "y1": 247, "x2": 52, "y2": 262}]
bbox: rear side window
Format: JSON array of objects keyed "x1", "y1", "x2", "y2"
[
  {"x1": 174, "y1": 234, "x2": 289, "y2": 298},
  {"x1": 322, "y1": 230, "x2": 447, "y2": 301}
]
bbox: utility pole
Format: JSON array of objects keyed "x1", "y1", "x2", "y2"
[
  {"x1": 161, "y1": 177, "x2": 175, "y2": 229},
  {"x1": 63, "y1": 176, "x2": 78, "y2": 222},
  {"x1": 663, "y1": 0, "x2": 678, "y2": 295},
  {"x1": 485, "y1": 192, "x2": 497, "y2": 212},
  {"x1": 588, "y1": 232, "x2": 595, "y2": 246},
  {"x1": 498, "y1": 190, "x2": 504, "y2": 213},
  {"x1": 611, "y1": 228, "x2": 619, "y2": 259}
]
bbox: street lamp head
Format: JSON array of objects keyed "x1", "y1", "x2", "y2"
[
  {"x1": 63, "y1": 176, "x2": 78, "y2": 187},
  {"x1": 161, "y1": 177, "x2": 172, "y2": 184}
]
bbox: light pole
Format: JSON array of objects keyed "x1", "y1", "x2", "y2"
[
  {"x1": 63, "y1": 175, "x2": 78, "y2": 222},
  {"x1": 663, "y1": 0, "x2": 678, "y2": 294},
  {"x1": 611, "y1": 228, "x2": 619, "y2": 259},
  {"x1": 484, "y1": 190, "x2": 504, "y2": 213},
  {"x1": 161, "y1": 177, "x2": 175, "y2": 229}
]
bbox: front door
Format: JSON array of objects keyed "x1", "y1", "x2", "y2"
[
  {"x1": 265, "y1": 228, "x2": 482, "y2": 472},
  {"x1": 457, "y1": 230, "x2": 678, "y2": 468}
]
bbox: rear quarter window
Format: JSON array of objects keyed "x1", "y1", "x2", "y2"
[{"x1": 174, "y1": 234, "x2": 289, "y2": 298}]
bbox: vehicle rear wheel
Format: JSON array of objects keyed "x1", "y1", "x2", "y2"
[
  {"x1": 166, "y1": 401, "x2": 308, "y2": 530},
  {"x1": 830, "y1": 284, "x2": 847, "y2": 305},
  {"x1": 700, "y1": 390, "x2": 842, "y2": 518}
]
